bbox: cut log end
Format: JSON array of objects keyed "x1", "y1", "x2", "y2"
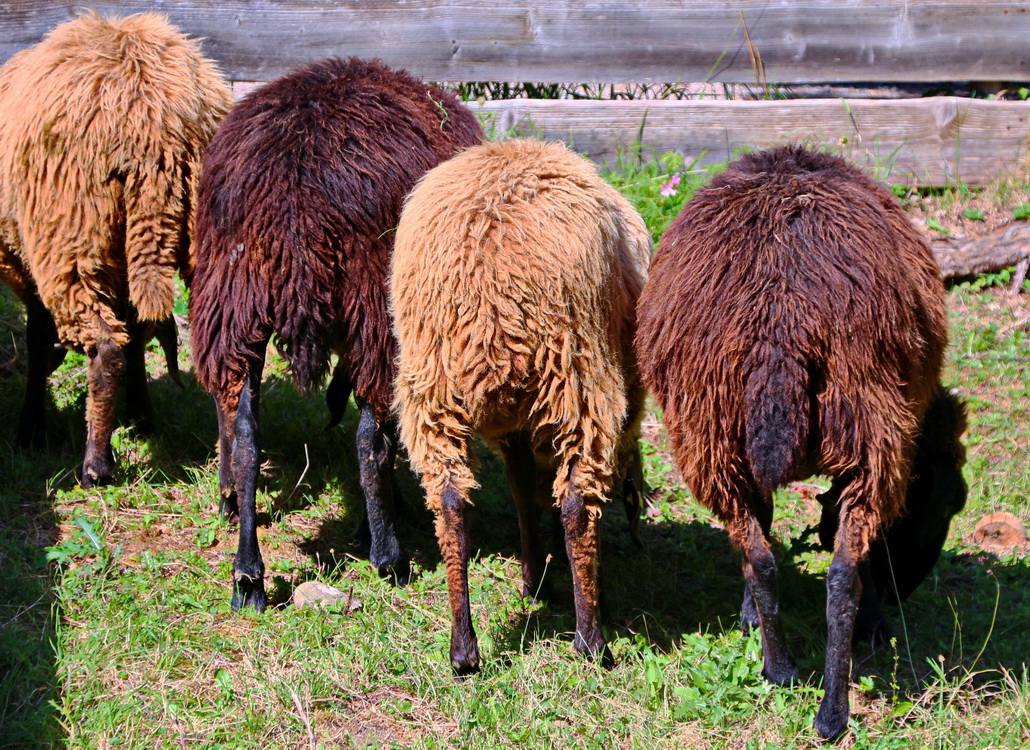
[{"x1": 972, "y1": 511, "x2": 1028, "y2": 556}]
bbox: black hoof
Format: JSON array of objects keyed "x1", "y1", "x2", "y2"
[
  {"x1": 80, "y1": 466, "x2": 114, "y2": 489},
  {"x1": 452, "y1": 660, "x2": 480, "y2": 678},
  {"x1": 376, "y1": 557, "x2": 411, "y2": 586},
  {"x1": 814, "y1": 704, "x2": 850, "y2": 742},
  {"x1": 82, "y1": 448, "x2": 115, "y2": 489},
  {"x1": 575, "y1": 634, "x2": 614, "y2": 669},
  {"x1": 232, "y1": 578, "x2": 267, "y2": 612},
  {"x1": 370, "y1": 540, "x2": 408, "y2": 585},
  {"x1": 451, "y1": 634, "x2": 482, "y2": 675},
  {"x1": 762, "y1": 661, "x2": 800, "y2": 687}
]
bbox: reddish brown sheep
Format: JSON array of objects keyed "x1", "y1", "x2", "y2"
[
  {"x1": 634, "y1": 146, "x2": 966, "y2": 740},
  {"x1": 0, "y1": 12, "x2": 232, "y2": 484},
  {"x1": 189, "y1": 57, "x2": 482, "y2": 611},
  {"x1": 391, "y1": 139, "x2": 651, "y2": 672}
]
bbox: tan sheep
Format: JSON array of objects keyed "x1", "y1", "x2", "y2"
[
  {"x1": 0, "y1": 12, "x2": 232, "y2": 485},
  {"x1": 391, "y1": 139, "x2": 651, "y2": 672}
]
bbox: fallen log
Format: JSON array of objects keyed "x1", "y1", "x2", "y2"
[{"x1": 932, "y1": 222, "x2": 1030, "y2": 289}]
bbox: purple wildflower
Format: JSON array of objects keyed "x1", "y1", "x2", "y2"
[{"x1": 659, "y1": 173, "x2": 681, "y2": 197}]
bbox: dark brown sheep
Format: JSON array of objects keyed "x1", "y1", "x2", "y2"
[
  {"x1": 189, "y1": 57, "x2": 482, "y2": 611},
  {"x1": 634, "y1": 146, "x2": 966, "y2": 740}
]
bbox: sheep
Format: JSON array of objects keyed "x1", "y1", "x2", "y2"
[
  {"x1": 633, "y1": 146, "x2": 966, "y2": 740},
  {"x1": 189, "y1": 57, "x2": 483, "y2": 611},
  {"x1": 0, "y1": 12, "x2": 233, "y2": 485},
  {"x1": 391, "y1": 139, "x2": 651, "y2": 673}
]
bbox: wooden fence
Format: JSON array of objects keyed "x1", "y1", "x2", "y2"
[{"x1": 3, "y1": 1, "x2": 1030, "y2": 185}]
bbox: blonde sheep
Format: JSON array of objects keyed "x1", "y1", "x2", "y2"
[
  {"x1": 0, "y1": 12, "x2": 232, "y2": 485},
  {"x1": 391, "y1": 139, "x2": 651, "y2": 672}
]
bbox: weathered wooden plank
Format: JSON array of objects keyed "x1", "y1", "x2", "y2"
[
  {"x1": 474, "y1": 97, "x2": 1030, "y2": 186},
  {"x1": 2, "y1": 1, "x2": 1030, "y2": 84}
]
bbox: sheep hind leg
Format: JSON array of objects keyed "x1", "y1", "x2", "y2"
[
  {"x1": 819, "y1": 477, "x2": 890, "y2": 645},
  {"x1": 325, "y1": 361, "x2": 352, "y2": 429},
  {"x1": 230, "y1": 357, "x2": 267, "y2": 612},
  {"x1": 814, "y1": 509, "x2": 864, "y2": 740},
  {"x1": 355, "y1": 396, "x2": 408, "y2": 584},
  {"x1": 561, "y1": 471, "x2": 611, "y2": 667},
  {"x1": 81, "y1": 336, "x2": 125, "y2": 488},
  {"x1": 438, "y1": 482, "x2": 479, "y2": 675},
  {"x1": 216, "y1": 395, "x2": 239, "y2": 521},
  {"x1": 17, "y1": 294, "x2": 60, "y2": 447},
  {"x1": 123, "y1": 314, "x2": 155, "y2": 435},
  {"x1": 740, "y1": 493, "x2": 773, "y2": 635},
  {"x1": 736, "y1": 502, "x2": 798, "y2": 687},
  {"x1": 499, "y1": 432, "x2": 548, "y2": 601}
]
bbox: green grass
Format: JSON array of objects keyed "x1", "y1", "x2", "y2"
[{"x1": 1, "y1": 156, "x2": 1029, "y2": 748}]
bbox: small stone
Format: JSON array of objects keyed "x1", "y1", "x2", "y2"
[
  {"x1": 973, "y1": 512, "x2": 1028, "y2": 555},
  {"x1": 293, "y1": 581, "x2": 362, "y2": 612}
]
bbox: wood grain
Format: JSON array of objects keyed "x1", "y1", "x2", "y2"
[
  {"x1": 475, "y1": 97, "x2": 1030, "y2": 186},
  {"x1": 932, "y1": 223, "x2": 1030, "y2": 278},
  {"x1": 2, "y1": 1, "x2": 1030, "y2": 84}
]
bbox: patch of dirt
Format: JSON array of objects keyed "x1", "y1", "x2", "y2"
[
  {"x1": 908, "y1": 194, "x2": 1030, "y2": 242},
  {"x1": 314, "y1": 686, "x2": 458, "y2": 748}
]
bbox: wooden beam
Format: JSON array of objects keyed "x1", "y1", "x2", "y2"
[
  {"x1": 474, "y1": 97, "x2": 1030, "y2": 186},
  {"x1": 932, "y1": 223, "x2": 1030, "y2": 279},
  {"x1": 2, "y1": 2, "x2": 1030, "y2": 84}
]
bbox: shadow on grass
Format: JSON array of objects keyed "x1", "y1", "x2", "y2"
[
  {"x1": 0, "y1": 302, "x2": 383, "y2": 744},
  {"x1": 430, "y1": 469, "x2": 1030, "y2": 702},
  {"x1": 0, "y1": 292, "x2": 73, "y2": 745}
]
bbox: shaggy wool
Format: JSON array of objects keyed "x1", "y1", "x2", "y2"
[
  {"x1": 190, "y1": 56, "x2": 483, "y2": 412},
  {"x1": 635, "y1": 145, "x2": 948, "y2": 556},
  {"x1": 0, "y1": 11, "x2": 232, "y2": 352},
  {"x1": 392, "y1": 138, "x2": 651, "y2": 513}
]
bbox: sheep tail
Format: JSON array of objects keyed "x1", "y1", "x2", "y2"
[
  {"x1": 744, "y1": 345, "x2": 810, "y2": 494},
  {"x1": 124, "y1": 150, "x2": 190, "y2": 322}
]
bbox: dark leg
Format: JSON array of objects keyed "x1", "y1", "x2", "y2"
[
  {"x1": 535, "y1": 466, "x2": 567, "y2": 563},
  {"x1": 741, "y1": 585, "x2": 759, "y2": 635},
  {"x1": 153, "y1": 316, "x2": 182, "y2": 387},
  {"x1": 231, "y1": 357, "x2": 267, "y2": 611},
  {"x1": 17, "y1": 294, "x2": 59, "y2": 447},
  {"x1": 81, "y1": 337, "x2": 124, "y2": 487},
  {"x1": 439, "y1": 483, "x2": 479, "y2": 674},
  {"x1": 216, "y1": 396, "x2": 238, "y2": 521},
  {"x1": 355, "y1": 396, "x2": 407, "y2": 583},
  {"x1": 738, "y1": 501, "x2": 798, "y2": 686},
  {"x1": 561, "y1": 477, "x2": 611, "y2": 666},
  {"x1": 499, "y1": 432, "x2": 547, "y2": 600},
  {"x1": 123, "y1": 316, "x2": 155, "y2": 435},
  {"x1": 741, "y1": 493, "x2": 774, "y2": 635},
  {"x1": 325, "y1": 361, "x2": 352, "y2": 429},
  {"x1": 815, "y1": 514, "x2": 863, "y2": 740},
  {"x1": 621, "y1": 444, "x2": 645, "y2": 548}
]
